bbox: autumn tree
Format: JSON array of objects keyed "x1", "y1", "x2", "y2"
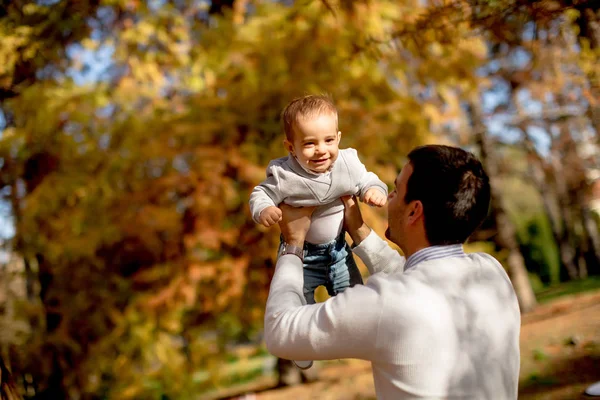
[
  {"x1": 0, "y1": 0, "x2": 488, "y2": 397},
  {"x1": 467, "y1": 0, "x2": 600, "y2": 279},
  {"x1": 3, "y1": 0, "x2": 596, "y2": 397}
]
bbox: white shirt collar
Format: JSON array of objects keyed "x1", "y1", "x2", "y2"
[{"x1": 404, "y1": 244, "x2": 467, "y2": 272}]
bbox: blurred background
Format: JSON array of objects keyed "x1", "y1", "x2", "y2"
[{"x1": 0, "y1": 0, "x2": 598, "y2": 399}]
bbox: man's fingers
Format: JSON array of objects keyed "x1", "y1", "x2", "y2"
[
  {"x1": 277, "y1": 204, "x2": 315, "y2": 245},
  {"x1": 279, "y1": 203, "x2": 316, "y2": 218},
  {"x1": 341, "y1": 195, "x2": 357, "y2": 208}
]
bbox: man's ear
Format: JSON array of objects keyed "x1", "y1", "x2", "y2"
[
  {"x1": 284, "y1": 139, "x2": 294, "y2": 155},
  {"x1": 407, "y1": 200, "x2": 423, "y2": 224}
]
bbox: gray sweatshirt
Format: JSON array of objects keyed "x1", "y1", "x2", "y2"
[{"x1": 249, "y1": 148, "x2": 388, "y2": 224}]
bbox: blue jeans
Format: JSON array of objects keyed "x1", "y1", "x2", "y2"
[{"x1": 278, "y1": 232, "x2": 363, "y2": 304}]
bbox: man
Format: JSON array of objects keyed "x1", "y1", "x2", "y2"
[{"x1": 264, "y1": 145, "x2": 521, "y2": 399}]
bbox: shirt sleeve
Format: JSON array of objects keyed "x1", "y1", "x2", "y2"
[
  {"x1": 346, "y1": 148, "x2": 388, "y2": 201},
  {"x1": 249, "y1": 163, "x2": 284, "y2": 223},
  {"x1": 352, "y1": 230, "x2": 405, "y2": 275},
  {"x1": 264, "y1": 254, "x2": 384, "y2": 361}
]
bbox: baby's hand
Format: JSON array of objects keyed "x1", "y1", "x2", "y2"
[
  {"x1": 364, "y1": 188, "x2": 387, "y2": 207},
  {"x1": 259, "y1": 206, "x2": 283, "y2": 227}
]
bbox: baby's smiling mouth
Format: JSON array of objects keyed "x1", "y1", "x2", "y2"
[{"x1": 311, "y1": 158, "x2": 329, "y2": 164}]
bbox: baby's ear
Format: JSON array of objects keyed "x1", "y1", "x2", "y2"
[
  {"x1": 283, "y1": 139, "x2": 294, "y2": 154},
  {"x1": 337, "y1": 131, "x2": 342, "y2": 143}
]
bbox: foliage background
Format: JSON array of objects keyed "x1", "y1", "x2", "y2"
[{"x1": 0, "y1": 0, "x2": 598, "y2": 398}]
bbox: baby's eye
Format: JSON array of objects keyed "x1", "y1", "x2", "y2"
[
  {"x1": 304, "y1": 142, "x2": 314, "y2": 147},
  {"x1": 326, "y1": 138, "x2": 335, "y2": 143}
]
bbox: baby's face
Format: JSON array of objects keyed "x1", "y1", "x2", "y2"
[{"x1": 285, "y1": 113, "x2": 341, "y2": 174}]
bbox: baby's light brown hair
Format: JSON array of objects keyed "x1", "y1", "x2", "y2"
[{"x1": 281, "y1": 94, "x2": 338, "y2": 141}]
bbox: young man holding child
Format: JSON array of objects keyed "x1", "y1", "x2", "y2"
[{"x1": 265, "y1": 144, "x2": 521, "y2": 399}]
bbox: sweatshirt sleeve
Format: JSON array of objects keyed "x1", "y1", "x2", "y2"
[
  {"x1": 352, "y1": 230, "x2": 405, "y2": 275},
  {"x1": 249, "y1": 162, "x2": 285, "y2": 223},
  {"x1": 346, "y1": 148, "x2": 388, "y2": 202},
  {"x1": 264, "y1": 254, "x2": 384, "y2": 361}
]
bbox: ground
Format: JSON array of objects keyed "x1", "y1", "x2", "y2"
[{"x1": 222, "y1": 289, "x2": 600, "y2": 400}]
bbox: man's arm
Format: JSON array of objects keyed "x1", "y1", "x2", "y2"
[
  {"x1": 353, "y1": 231, "x2": 405, "y2": 275},
  {"x1": 265, "y1": 203, "x2": 384, "y2": 361},
  {"x1": 264, "y1": 254, "x2": 384, "y2": 361},
  {"x1": 342, "y1": 195, "x2": 405, "y2": 275}
]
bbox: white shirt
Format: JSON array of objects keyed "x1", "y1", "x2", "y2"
[{"x1": 264, "y1": 231, "x2": 521, "y2": 399}]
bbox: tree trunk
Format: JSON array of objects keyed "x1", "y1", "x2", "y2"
[
  {"x1": 576, "y1": 5, "x2": 600, "y2": 136},
  {"x1": 0, "y1": 356, "x2": 21, "y2": 400},
  {"x1": 548, "y1": 147, "x2": 583, "y2": 279},
  {"x1": 522, "y1": 134, "x2": 579, "y2": 281},
  {"x1": 276, "y1": 358, "x2": 318, "y2": 387},
  {"x1": 493, "y1": 199, "x2": 539, "y2": 313},
  {"x1": 581, "y1": 204, "x2": 600, "y2": 275},
  {"x1": 573, "y1": 5, "x2": 600, "y2": 274},
  {"x1": 468, "y1": 101, "x2": 538, "y2": 313}
]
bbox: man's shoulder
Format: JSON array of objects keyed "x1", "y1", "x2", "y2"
[
  {"x1": 365, "y1": 271, "x2": 449, "y2": 327},
  {"x1": 366, "y1": 269, "x2": 428, "y2": 298},
  {"x1": 420, "y1": 252, "x2": 507, "y2": 278},
  {"x1": 468, "y1": 251, "x2": 504, "y2": 269}
]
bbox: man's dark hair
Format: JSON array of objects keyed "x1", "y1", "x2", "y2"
[{"x1": 404, "y1": 145, "x2": 491, "y2": 245}]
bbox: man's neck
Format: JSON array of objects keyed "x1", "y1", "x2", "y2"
[
  {"x1": 403, "y1": 243, "x2": 430, "y2": 259},
  {"x1": 402, "y1": 233, "x2": 431, "y2": 258}
]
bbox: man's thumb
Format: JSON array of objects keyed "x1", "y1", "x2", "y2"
[{"x1": 341, "y1": 195, "x2": 356, "y2": 207}]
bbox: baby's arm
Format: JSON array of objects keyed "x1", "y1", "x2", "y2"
[
  {"x1": 348, "y1": 149, "x2": 388, "y2": 207},
  {"x1": 258, "y1": 206, "x2": 282, "y2": 227},
  {"x1": 249, "y1": 163, "x2": 285, "y2": 227},
  {"x1": 363, "y1": 187, "x2": 387, "y2": 207}
]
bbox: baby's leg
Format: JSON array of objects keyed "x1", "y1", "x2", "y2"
[
  {"x1": 327, "y1": 239, "x2": 363, "y2": 297},
  {"x1": 302, "y1": 250, "x2": 331, "y2": 304}
]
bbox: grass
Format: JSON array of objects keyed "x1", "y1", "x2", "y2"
[
  {"x1": 517, "y1": 285, "x2": 600, "y2": 400},
  {"x1": 532, "y1": 348, "x2": 548, "y2": 361},
  {"x1": 526, "y1": 373, "x2": 559, "y2": 386},
  {"x1": 535, "y1": 276, "x2": 600, "y2": 303}
]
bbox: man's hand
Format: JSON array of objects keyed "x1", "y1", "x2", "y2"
[
  {"x1": 341, "y1": 195, "x2": 372, "y2": 247},
  {"x1": 278, "y1": 203, "x2": 316, "y2": 247},
  {"x1": 364, "y1": 188, "x2": 387, "y2": 207},
  {"x1": 259, "y1": 206, "x2": 283, "y2": 227}
]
